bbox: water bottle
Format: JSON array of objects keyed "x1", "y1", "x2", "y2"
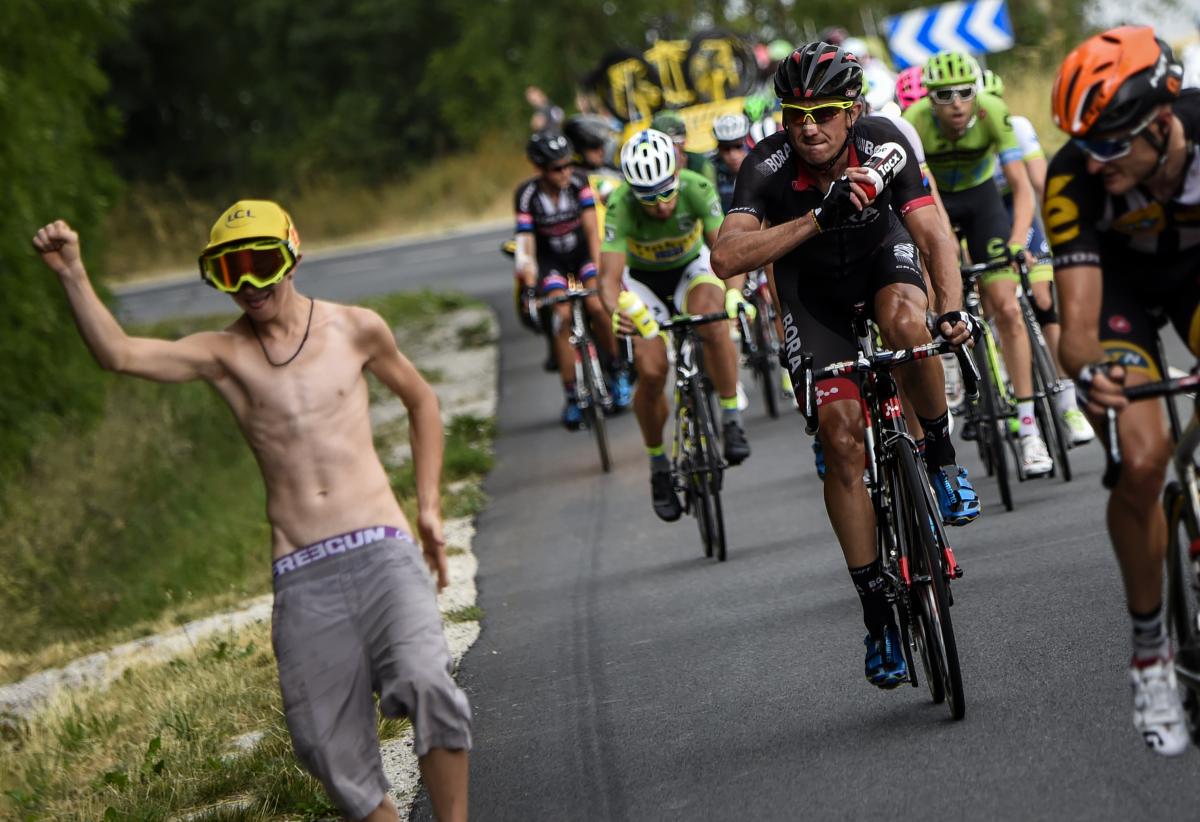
[
  {"x1": 856, "y1": 142, "x2": 908, "y2": 200},
  {"x1": 617, "y1": 290, "x2": 659, "y2": 339}
]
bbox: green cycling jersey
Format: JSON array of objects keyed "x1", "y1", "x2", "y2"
[
  {"x1": 602, "y1": 169, "x2": 723, "y2": 271},
  {"x1": 903, "y1": 91, "x2": 1023, "y2": 193}
]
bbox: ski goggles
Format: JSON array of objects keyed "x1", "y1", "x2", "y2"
[
  {"x1": 781, "y1": 99, "x2": 855, "y2": 125},
  {"x1": 1072, "y1": 112, "x2": 1157, "y2": 163},
  {"x1": 632, "y1": 180, "x2": 679, "y2": 204},
  {"x1": 928, "y1": 85, "x2": 976, "y2": 105},
  {"x1": 199, "y1": 238, "x2": 297, "y2": 293}
]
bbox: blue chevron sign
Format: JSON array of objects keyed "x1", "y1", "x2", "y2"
[{"x1": 885, "y1": 0, "x2": 1015, "y2": 70}]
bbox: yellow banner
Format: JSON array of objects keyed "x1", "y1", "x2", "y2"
[{"x1": 620, "y1": 97, "x2": 747, "y2": 156}]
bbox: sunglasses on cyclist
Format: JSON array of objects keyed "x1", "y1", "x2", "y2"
[
  {"x1": 1072, "y1": 112, "x2": 1157, "y2": 163},
  {"x1": 928, "y1": 85, "x2": 976, "y2": 105},
  {"x1": 632, "y1": 181, "x2": 679, "y2": 204},
  {"x1": 781, "y1": 100, "x2": 855, "y2": 125},
  {"x1": 716, "y1": 141, "x2": 745, "y2": 152},
  {"x1": 199, "y1": 238, "x2": 297, "y2": 293},
  {"x1": 544, "y1": 162, "x2": 572, "y2": 172}
]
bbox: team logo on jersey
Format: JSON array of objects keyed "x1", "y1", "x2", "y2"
[
  {"x1": 893, "y1": 242, "x2": 918, "y2": 272},
  {"x1": 1108, "y1": 315, "x2": 1132, "y2": 334},
  {"x1": 756, "y1": 143, "x2": 791, "y2": 176},
  {"x1": 709, "y1": 200, "x2": 721, "y2": 218},
  {"x1": 1044, "y1": 174, "x2": 1080, "y2": 245},
  {"x1": 1113, "y1": 203, "x2": 1165, "y2": 235},
  {"x1": 604, "y1": 223, "x2": 617, "y2": 243},
  {"x1": 677, "y1": 215, "x2": 696, "y2": 233}
]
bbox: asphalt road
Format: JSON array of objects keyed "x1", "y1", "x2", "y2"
[{"x1": 119, "y1": 227, "x2": 1200, "y2": 820}]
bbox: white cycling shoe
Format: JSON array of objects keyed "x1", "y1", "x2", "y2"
[
  {"x1": 1062, "y1": 407, "x2": 1095, "y2": 445},
  {"x1": 1019, "y1": 434, "x2": 1054, "y2": 477},
  {"x1": 1130, "y1": 657, "x2": 1191, "y2": 757}
]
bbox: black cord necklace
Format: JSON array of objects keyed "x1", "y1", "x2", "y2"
[{"x1": 250, "y1": 297, "x2": 314, "y2": 367}]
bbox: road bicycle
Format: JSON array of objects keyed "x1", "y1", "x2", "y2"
[
  {"x1": 794, "y1": 304, "x2": 979, "y2": 719},
  {"x1": 737, "y1": 270, "x2": 785, "y2": 419},
  {"x1": 660, "y1": 311, "x2": 731, "y2": 561},
  {"x1": 542, "y1": 287, "x2": 614, "y2": 472},
  {"x1": 1103, "y1": 370, "x2": 1200, "y2": 743},
  {"x1": 960, "y1": 250, "x2": 1072, "y2": 503}
]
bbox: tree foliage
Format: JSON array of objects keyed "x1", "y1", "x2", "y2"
[{"x1": 0, "y1": 0, "x2": 127, "y2": 482}]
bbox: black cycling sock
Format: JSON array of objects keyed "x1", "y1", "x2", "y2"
[
  {"x1": 849, "y1": 559, "x2": 893, "y2": 639},
  {"x1": 917, "y1": 411, "x2": 953, "y2": 471}
]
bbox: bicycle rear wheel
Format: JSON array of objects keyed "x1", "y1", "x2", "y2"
[
  {"x1": 691, "y1": 378, "x2": 727, "y2": 561},
  {"x1": 1164, "y1": 482, "x2": 1200, "y2": 741},
  {"x1": 579, "y1": 342, "x2": 612, "y2": 473},
  {"x1": 753, "y1": 311, "x2": 781, "y2": 419},
  {"x1": 975, "y1": 345, "x2": 1013, "y2": 511},
  {"x1": 897, "y1": 442, "x2": 966, "y2": 720}
]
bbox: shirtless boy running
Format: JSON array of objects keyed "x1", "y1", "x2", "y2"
[{"x1": 32, "y1": 201, "x2": 471, "y2": 822}]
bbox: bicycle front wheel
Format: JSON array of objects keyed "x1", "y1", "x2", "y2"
[
  {"x1": 975, "y1": 343, "x2": 1013, "y2": 511},
  {"x1": 897, "y1": 442, "x2": 966, "y2": 720},
  {"x1": 1165, "y1": 481, "x2": 1200, "y2": 740},
  {"x1": 579, "y1": 342, "x2": 612, "y2": 473},
  {"x1": 1032, "y1": 343, "x2": 1072, "y2": 482},
  {"x1": 691, "y1": 378, "x2": 727, "y2": 561}
]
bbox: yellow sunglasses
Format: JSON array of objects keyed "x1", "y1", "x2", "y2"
[
  {"x1": 781, "y1": 100, "x2": 855, "y2": 125},
  {"x1": 199, "y1": 238, "x2": 297, "y2": 293}
]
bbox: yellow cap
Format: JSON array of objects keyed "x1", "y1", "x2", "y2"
[{"x1": 203, "y1": 200, "x2": 300, "y2": 256}]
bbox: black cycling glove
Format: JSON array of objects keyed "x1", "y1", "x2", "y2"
[
  {"x1": 934, "y1": 310, "x2": 982, "y2": 342},
  {"x1": 812, "y1": 177, "x2": 859, "y2": 232}
]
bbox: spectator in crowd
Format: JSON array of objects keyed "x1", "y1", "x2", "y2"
[{"x1": 526, "y1": 85, "x2": 564, "y2": 132}]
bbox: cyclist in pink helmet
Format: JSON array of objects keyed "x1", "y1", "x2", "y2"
[{"x1": 895, "y1": 66, "x2": 927, "y2": 111}]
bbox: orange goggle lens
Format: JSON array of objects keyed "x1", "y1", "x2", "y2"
[{"x1": 199, "y1": 242, "x2": 294, "y2": 292}]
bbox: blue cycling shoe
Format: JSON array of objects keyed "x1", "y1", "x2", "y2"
[
  {"x1": 812, "y1": 438, "x2": 826, "y2": 481},
  {"x1": 930, "y1": 463, "x2": 980, "y2": 526},
  {"x1": 611, "y1": 369, "x2": 633, "y2": 410},
  {"x1": 864, "y1": 626, "x2": 909, "y2": 689},
  {"x1": 561, "y1": 399, "x2": 584, "y2": 430}
]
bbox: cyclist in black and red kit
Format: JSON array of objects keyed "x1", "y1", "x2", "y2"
[
  {"x1": 514, "y1": 132, "x2": 631, "y2": 428},
  {"x1": 1048, "y1": 26, "x2": 1194, "y2": 756},
  {"x1": 712, "y1": 42, "x2": 978, "y2": 690}
]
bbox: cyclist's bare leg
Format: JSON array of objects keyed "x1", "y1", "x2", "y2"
[
  {"x1": 875, "y1": 283, "x2": 948, "y2": 421},
  {"x1": 818, "y1": 399, "x2": 876, "y2": 568},
  {"x1": 549, "y1": 295, "x2": 574, "y2": 386},
  {"x1": 632, "y1": 334, "x2": 670, "y2": 447},
  {"x1": 584, "y1": 293, "x2": 619, "y2": 358},
  {"x1": 1094, "y1": 372, "x2": 1171, "y2": 613},
  {"x1": 982, "y1": 280, "x2": 1033, "y2": 398},
  {"x1": 686, "y1": 282, "x2": 738, "y2": 399}
]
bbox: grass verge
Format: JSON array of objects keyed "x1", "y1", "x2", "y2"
[
  {"x1": 0, "y1": 290, "x2": 488, "y2": 684},
  {"x1": 102, "y1": 138, "x2": 528, "y2": 283},
  {"x1": 0, "y1": 627, "x2": 410, "y2": 821}
]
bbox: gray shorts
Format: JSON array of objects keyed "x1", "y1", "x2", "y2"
[{"x1": 271, "y1": 531, "x2": 472, "y2": 820}]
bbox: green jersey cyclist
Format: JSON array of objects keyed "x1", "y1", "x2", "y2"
[
  {"x1": 599, "y1": 128, "x2": 753, "y2": 521},
  {"x1": 904, "y1": 50, "x2": 1055, "y2": 477}
]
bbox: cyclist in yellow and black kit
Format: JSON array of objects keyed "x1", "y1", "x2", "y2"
[{"x1": 1048, "y1": 26, "x2": 1194, "y2": 756}]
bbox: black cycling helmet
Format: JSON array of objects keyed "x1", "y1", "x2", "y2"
[
  {"x1": 774, "y1": 41, "x2": 864, "y2": 102},
  {"x1": 526, "y1": 131, "x2": 573, "y2": 167},
  {"x1": 563, "y1": 114, "x2": 611, "y2": 150}
]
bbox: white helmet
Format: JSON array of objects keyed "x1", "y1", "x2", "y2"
[
  {"x1": 747, "y1": 115, "x2": 779, "y2": 148},
  {"x1": 620, "y1": 129, "x2": 677, "y2": 191},
  {"x1": 712, "y1": 113, "x2": 750, "y2": 143}
]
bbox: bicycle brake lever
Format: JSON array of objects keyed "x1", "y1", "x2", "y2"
[
  {"x1": 800, "y1": 353, "x2": 819, "y2": 435},
  {"x1": 955, "y1": 347, "x2": 980, "y2": 404}
]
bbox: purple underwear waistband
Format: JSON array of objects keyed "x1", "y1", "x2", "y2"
[{"x1": 273, "y1": 526, "x2": 411, "y2": 577}]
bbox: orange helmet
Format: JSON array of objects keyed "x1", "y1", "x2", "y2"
[{"x1": 1052, "y1": 26, "x2": 1182, "y2": 137}]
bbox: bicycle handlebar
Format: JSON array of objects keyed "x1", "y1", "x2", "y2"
[
  {"x1": 539, "y1": 288, "x2": 597, "y2": 308},
  {"x1": 797, "y1": 338, "x2": 979, "y2": 435},
  {"x1": 658, "y1": 311, "x2": 731, "y2": 332},
  {"x1": 1102, "y1": 371, "x2": 1200, "y2": 489}
]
